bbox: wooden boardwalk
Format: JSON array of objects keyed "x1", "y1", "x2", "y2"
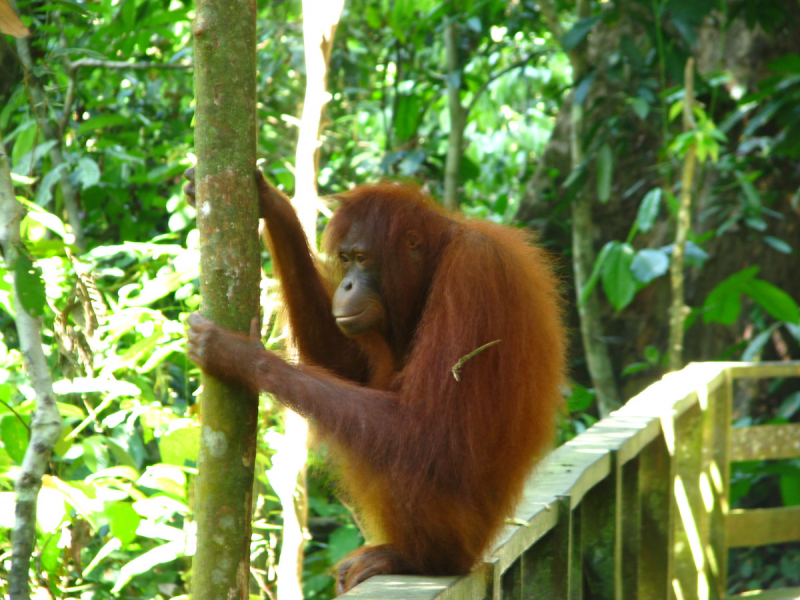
[{"x1": 340, "y1": 361, "x2": 800, "y2": 600}]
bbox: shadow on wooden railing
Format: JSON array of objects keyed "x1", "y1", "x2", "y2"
[{"x1": 340, "y1": 361, "x2": 800, "y2": 600}]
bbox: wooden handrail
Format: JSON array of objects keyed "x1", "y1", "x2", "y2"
[{"x1": 340, "y1": 361, "x2": 800, "y2": 600}]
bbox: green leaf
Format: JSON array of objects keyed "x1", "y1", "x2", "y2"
[
  {"x1": 77, "y1": 157, "x2": 101, "y2": 188},
  {"x1": 53, "y1": 422, "x2": 75, "y2": 456},
  {"x1": 17, "y1": 198, "x2": 68, "y2": 239},
  {"x1": 106, "y1": 502, "x2": 141, "y2": 547},
  {"x1": 744, "y1": 278, "x2": 800, "y2": 324},
  {"x1": 40, "y1": 533, "x2": 62, "y2": 575},
  {"x1": 742, "y1": 325, "x2": 777, "y2": 362},
  {"x1": 328, "y1": 525, "x2": 362, "y2": 565},
  {"x1": 47, "y1": 0, "x2": 90, "y2": 15},
  {"x1": 76, "y1": 114, "x2": 128, "y2": 134},
  {"x1": 159, "y1": 422, "x2": 200, "y2": 467},
  {"x1": 777, "y1": 392, "x2": 800, "y2": 420},
  {"x1": 561, "y1": 15, "x2": 602, "y2": 51},
  {"x1": 629, "y1": 97, "x2": 649, "y2": 120},
  {"x1": 567, "y1": 384, "x2": 594, "y2": 413},
  {"x1": 768, "y1": 54, "x2": 800, "y2": 74},
  {"x1": 82, "y1": 436, "x2": 111, "y2": 472},
  {"x1": 394, "y1": 94, "x2": 421, "y2": 143},
  {"x1": 112, "y1": 541, "x2": 184, "y2": 593},
  {"x1": 579, "y1": 241, "x2": 614, "y2": 307},
  {"x1": 668, "y1": 99, "x2": 684, "y2": 122},
  {"x1": 573, "y1": 72, "x2": 595, "y2": 106},
  {"x1": 601, "y1": 242, "x2": 637, "y2": 311},
  {"x1": 702, "y1": 266, "x2": 759, "y2": 325},
  {"x1": 14, "y1": 253, "x2": 46, "y2": 318},
  {"x1": 137, "y1": 465, "x2": 186, "y2": 499},
  {"x1": 12, "y1": 140, "x2": 58, "y2": 175},
  {"x1": 365, "y1": 6, "x2": 381, "y2": 28},
  {"x1": 11, "y1": 124, "x2": 37, "y2": 167},
  {"x1": 121, "y1": 0, "x2": 135, "y2": 30},
  {"x1": 596, "y1": 143, "x2": 613, "y2": 203},
  {"x1": 636, "y1": 188, "x2": 662, "y2": 232},
  {"x1": 781, "y1": 472, "x2": 800, "y2": 506},
  {"x1": 764, "y1": 236, "x2": 793, "y2": 254},
  {"x1": 734, "y1": 171, "x2": 761, "y2": 207},
  {"x1": 0, "y1": 413, "x2": 29, "y2": 464},
  {"x1": 631, "y1": 248, "x2": 669, "y2": 283}
]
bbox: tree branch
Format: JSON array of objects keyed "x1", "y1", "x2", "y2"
[
  {"x1": 0, "y1": 127, "x2": 63, "y2": 600},
  {"x1": 668, "y1": 58, "x2": 697, "y2": 371},
  {"x1": 11, "y1": 0, "x2": 84, "y2": 250},
  {"x1": 67, "y1": 58, "x2": 191, "y2": 70},
  {"x1": 464, "y1": 49, "x2": 553, "y2": 120}
]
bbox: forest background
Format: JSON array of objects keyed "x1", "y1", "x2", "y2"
[{"x1": 1, "y1": 0, "x2": 800, "y2": 598}]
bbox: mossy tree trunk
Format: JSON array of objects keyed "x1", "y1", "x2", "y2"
[
  {"x1": 535, "y1": 0, "x2": 622, "y2": 417},
  {"x1": 190, "y1": 0, "x2": 260, "y2": 596}
]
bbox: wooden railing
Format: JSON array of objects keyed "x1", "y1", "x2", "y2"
[{"x1": 340, "y1": 361, "x2": 800, "y2": 600}]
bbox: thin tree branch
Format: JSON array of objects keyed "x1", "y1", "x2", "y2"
[
  {"x1": 668, "y1": 58, "x2": 697, "y2": 371},
  {"x1": 67, "y1": 58, "x2": 191, "y2": 70},
  {"x1": 0, "y1": 127, "x2": 63, "y2": 600},
  {"x1": 11, "y1": 0, "x2": 84, "y2": 249},
  {"x1": 464, "y1": 49, "x2": 553, "y2": 119}
]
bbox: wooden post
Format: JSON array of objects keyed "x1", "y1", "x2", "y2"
[
  {"x1": 523, "y1": 497, "x2": 572, "y2": 598},
  {"x1": 639, "y1": 434, "x2": 671, "y2": 600}
]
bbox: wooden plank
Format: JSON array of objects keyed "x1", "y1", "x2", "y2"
[
  {"x1": 522, "y1": 497, "x2": 572, "y2": 600},
  {"x1": 727, "y1": 506, "x2": 800, "y2": 548},
  {"x1": 619, "y1": 456, "x2": 640, "y2": 600},
  {"x1": 340, "y1": 571, "x2": 487, "y2": 600},
  {"x1": 491, "y1": 498, "x2": 560, "y2": 573},
  {"x1": 727, "y1": 361, "x2": 800, "y2": 380},
  {"x1": 581, "y1": 472, "x2": 618, "y2": 600},
  {"x1": 571, "y1": 415, "x2": 661, "y2": 466},
  {"x1": 726, "y1": 586, "x2": 800, "y2": 599},
  {"x1": 730, "y1": 423, "x2": 800, "y2": 461},
  {"x1": 638, "y1": 434, "x2": 671, "y2": 600},
  {"x1": 671, "y1": 401, "x2": 707, "y2": 600},
  {"x1": 569, "y1": 496, "x2": 583, "y2": 600},
  {"x1": 618, "y1": 362, "x2": 729, "y2": 424},
  {"x1": 490, "y1": 443, "x2": 613, "y2": 572},
  {"x1": 500, "y1": 557, "x2": 522, "y2": 600},
  {"x1": 535, "y1": 444, "x2": 614, "y2": 508},
  {"x1": 708, "y1": 373, "x2": 732, "y2": 598}
]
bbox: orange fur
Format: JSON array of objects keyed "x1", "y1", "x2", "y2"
[{"x1": 203, "y1": 176, "x2": 567, "y2": 591}]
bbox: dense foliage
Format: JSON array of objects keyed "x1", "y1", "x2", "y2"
[{"x1": 1, "y1": 0, "x2": 799, "y2": 597}]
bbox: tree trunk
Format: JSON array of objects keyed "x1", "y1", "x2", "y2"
[
  {"x1": 535, "y1": 0, "x2": 622, "y2": 416},
  {"x1": 0, "y1": 128, "x2": 63, "y2": 600},
  {"x1": 190, "y1": 0, "x2": 260, "y2": 596},
  {"x1": 443, "y1": 19, "x2": 465, "y2": 211}
]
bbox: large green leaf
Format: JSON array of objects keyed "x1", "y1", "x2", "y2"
[
  {"x1": 394, "y1": 93, "x2": 421, "y2": 143},
  {"x1": 703, "y1": 267, "x2": 758, "y2": 325},
  {"x1": 602, "y1": 242, "x2": 637, "y2": 311},
  {"x1": 14, "y1": 253, "x2": 45, "y2": 317},
  {"x1": 328, "y1": 525, "x2": 362, "y2": 565},
  {"x1": 744, "y1": 278, "x2": 800, "y2": 324},
  {"x1": 636, "y1": 188, "x2": 662, "y2": 232},
  {"x1": 0, "y1": 413, "x2": 29, "y2": 464},
  {"x1": 106, "y1": 502, "x2": 142, "y2": 546},
  {"x1": 561, "y1": 15, "x2": 603, "y2": 51},
  {"x1": 631, "y1": 248, "x2": 669, "y2": 284}
]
